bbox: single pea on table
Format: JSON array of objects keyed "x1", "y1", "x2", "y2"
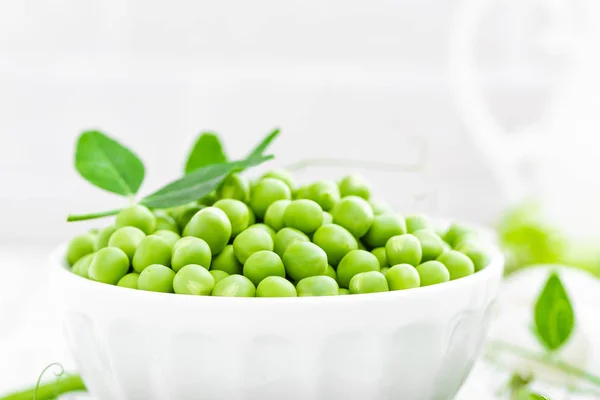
[{"x1": 66, "y1": 171, "x2": 492, "y2": 297}]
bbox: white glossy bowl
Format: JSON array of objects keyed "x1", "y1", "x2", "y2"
[{"x1": 52, "y1": 245, "x2": 503, "y2": 400}]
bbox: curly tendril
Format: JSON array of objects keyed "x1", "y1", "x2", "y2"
[{"x1": 34, "y1": 363, "x2": 65, "y2": 400}]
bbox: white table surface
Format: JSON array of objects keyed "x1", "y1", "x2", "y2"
[{"x1": 1, "y1": 244, "x2": 599, "y2": 400}]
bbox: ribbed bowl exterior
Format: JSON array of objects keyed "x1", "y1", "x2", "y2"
[{"x1": 52, "y1": 246, "x2": 503, "y2": 400}]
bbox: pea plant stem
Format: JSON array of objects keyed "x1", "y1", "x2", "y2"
[
  {"x1": 67, "y1": 208, "x2": 121, "y2": 222},
  {"x1": 488, "y1": 340, "x2": 600, "y2": 387},
  {"x1": 0, "y1": 374, "x2": 85, "y2": 400}
]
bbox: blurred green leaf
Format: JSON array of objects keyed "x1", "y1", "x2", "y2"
[
  {"x1": 141, "y1": 155, "x2": 273, "y2": 209},
  {"x1": 497, "y1": 201, "x2": 567, "y2": 274},
  {"x1": 185, "y1": 132, "x2": 228, "y2": 174},
  {"x1": 75, "y1": 131, "x2": 145, "y2": 196},
  {"x1": 534, "y1": 272, "x2": 574, "y2": 352}
]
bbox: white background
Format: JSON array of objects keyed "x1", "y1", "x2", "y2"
[
  {"x1": 1, "y1": 0, "x2": 599, "y2": 398},
  {"x1": 0, "y1": 0, "x2": 573, "y2": 245}
]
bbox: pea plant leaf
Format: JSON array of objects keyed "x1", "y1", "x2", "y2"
[
  {"x1": 75, "y1": 131, "x2": 145, "y2": 196},
  {"x1": 141, "y1": 155, "x2": 273, "y2": 209},
  {"x1": 528, "y1": 394, "x2": 548, "y2": 400},
  {"x1": 247, "y1": 128, "x2": 280, "y2": 160},
  {"x1": 185, "y1": 132, "x2": 228, "y2": 174},
  {"x1": 533, "y1": 271, "x2": 574, "y2": 352}
]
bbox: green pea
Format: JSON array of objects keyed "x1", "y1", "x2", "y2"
[
  {"x1": 273, "y1": 227, "x2": 310, "y2": 258},
  {"x1": 297, "y1": 275, "x2": 339, "y2": 296},
  {"x1": 455, "y1": 240, "x2": 490, "y2": 271},
  {"x1": 151, "y1": 230, "x2": 181, "y2": 248},
  {"x1": 416, "y1": 261, "x2": 450, "y2": 286},
  {"x1": 336, "y1": 249, "x2": 380, "y2": 288},
  {"x1": 66, "y1": 233, "x2": 96, "y2": 266},
  {"x1": 339, "y1": 288, "x2": 350, "y2": 295},
  {"x1": 380, "y1": 266, "x2": 390, "y2": 276},
  {"x1": 249, "y1": 223, "x2": 276, "y2": 242},
  {"x1": 198, "y1": 190, "x2": 218, "y2": 206},
  {"x1": 442, "y1": 241, "x2": 452, "y2": 252},
  {"x1": 250, "y1": 178, "x2": 292, "y2": 219},
  {"x1": 169, "y1": 203, "x2": 203, "y2": 232},
  {"x1": 138, "y1": 264, "x2": 176, "y2": 293},
  {"x1": 256, "y1": 276, "x2": 297, "y2": 297},
  {"x1": 385, "y1": 234, "x2": 422, "y2": 267},
  {"x1": 412, "y1": 229, "x2": 445, "y2": 262},
  {"x1": 349, "y1": 271, "x2": 389, "y2": 294},
  {"x1": 262, "y1": 169, "x2": 295, "y2": 191},
  {"x1": 369, "y1": 199, "x2": 391, "y2": 215},
  {"x1": 173, "y1": 264, "x2": 215, "y2": 295},
  {"x1": 371, "y1": 247, "x2": 389, "y2": 269},
  {"x1": 217, "y1": 173, "x2": 250, "y2": 202},
  {"x1": 172, "y1": 237, "x2": 212, "y2": 272},
  {"x1": 437, "y1": 250, "x2": 475, "y2": 280},
  {"x1": 357, "y1": 240, "x2": 367, "y2": 250},
  {"x1": 116, "y1": 205, "x2": 156, "y2": 235},
  {"x1": 132, "y1": 235, "x2": 172, "y2": 273},
  {"x1": 363, "y1": 214, "x2": 407, "y2": 248},
  {"x1": 322, "y1": 264, "x2": 337, "y2": 280},
  {"x1": 405, "y1": 214, "x2": 433, "y2": 233},
  {"x1": 211, "y1": 244, "x2": 242, "y2": 275},
  {"x1": 264, "y1": 200, "x2": 291, "y2": 231},
  {"x1": 243, "y1": 250, "x2": 285, "y2": 286},
  {"x1": 283, "y1": 241, "x2": 328, "y2": 282},
  {"x1": 293, "y1": 185, "x2": 308, "y2": 199},
  {"x1": 212, "y1": 274, "x2": 256, "y2": 297},
  {"x1": 386, "y1": 264, "x2": 420, "y2": 290},
  {"x1": 72, "y1": 253, "x2": 94, "y2": 278},
  {"x1": 210, "y1": 269, "x2": 230, "y2": 284},
  {"x1": 233, "y1": 227, "x2": 274, "y2": 264},
  {"x1": 108, "y1": 226, "x2": 146, "y2": 260},
  {"x1": 183, "y1": 207, "x2": 232, "y2": 255},
  {"x1": 312, "y1": 224, "x2": 357, "y2": 266},
  {"x1": 331, "y1": 196, "x2": 374, "y2": 238},
  {"x1": 283, "y1": 199, "x2": 323, "y2": 235},
  {"x1": 88, "y1": 247, "x2": 130, "y2": 285},
  {"x1": 117, "y1": 273, "x2": 140, "y2": 289},
  {"x1": 443, "y1": 223, "x2": 474, "y2": 248},
  {"x1": 338, "y1": 175, "x2": 370, "y2": 199},
  {"x1": 306, "y1": 180, "x2": 340, "y2": 211},
  {"x1": 154, "y1": 211, "x2": 179, "y2": 233},
  {"x1": 322, "y1": 211, "x2": 333, "y2": 225},
  {"x1": 94, "y1": 225, "x2": 116, "y2": 251},
  {"x1": 214, "y1": 199, "x2": 252, "y2": 237}
]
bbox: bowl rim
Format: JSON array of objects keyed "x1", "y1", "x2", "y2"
[{"x1": 52, "y1": 239, "x2": 504, "y2": 306}]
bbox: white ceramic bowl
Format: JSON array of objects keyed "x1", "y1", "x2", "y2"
[{"x1": 52, "y1": 244, "x2": 503, "y2": 400}]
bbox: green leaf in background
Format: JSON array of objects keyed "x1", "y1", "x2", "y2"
[
  {"x1": 528, "y1": 395, "x2": 549, "y2": 400},
  {"x1": 497, "y1": 201, "x2": 567, "y2": 276},
  {"x1": 141, "y1": 155, "x2": 273, "y2": 209},
  {"x1": 247, "y1": 128, "x2": 280, "y2": 160},
  {"x1": 534, "y1": 272, "x2": 574, "y2": 352},
  {"x1": 75, "y1": 131, "x2": 145, "y2": 196},
  {"x1": 185, "y1": 132, "x2": 228, "y2": 174}
]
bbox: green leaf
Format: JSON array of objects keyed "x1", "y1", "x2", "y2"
[
  {"x1": 528, "y1": 394, "x2": 548, "y2": 400},
  {"x1": 534, "y1": 271, "x2": 574, "y2": 352},
  {"x1": 247, "y1": 128, "x2": 280, "y2": 160},
  {"x1": 141, "y1": 155, "x2": 273, "y2": 209},
  {"x1": 75, "y1": 131, "x2": 145, "y2": 196},
  {"x1": 185, "y1": 132, "x2": 228, "y2": 174}
]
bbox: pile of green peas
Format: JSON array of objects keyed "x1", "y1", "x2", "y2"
[{"x1": 66, "y1": 171, "x2": 492, "y2": 297}]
